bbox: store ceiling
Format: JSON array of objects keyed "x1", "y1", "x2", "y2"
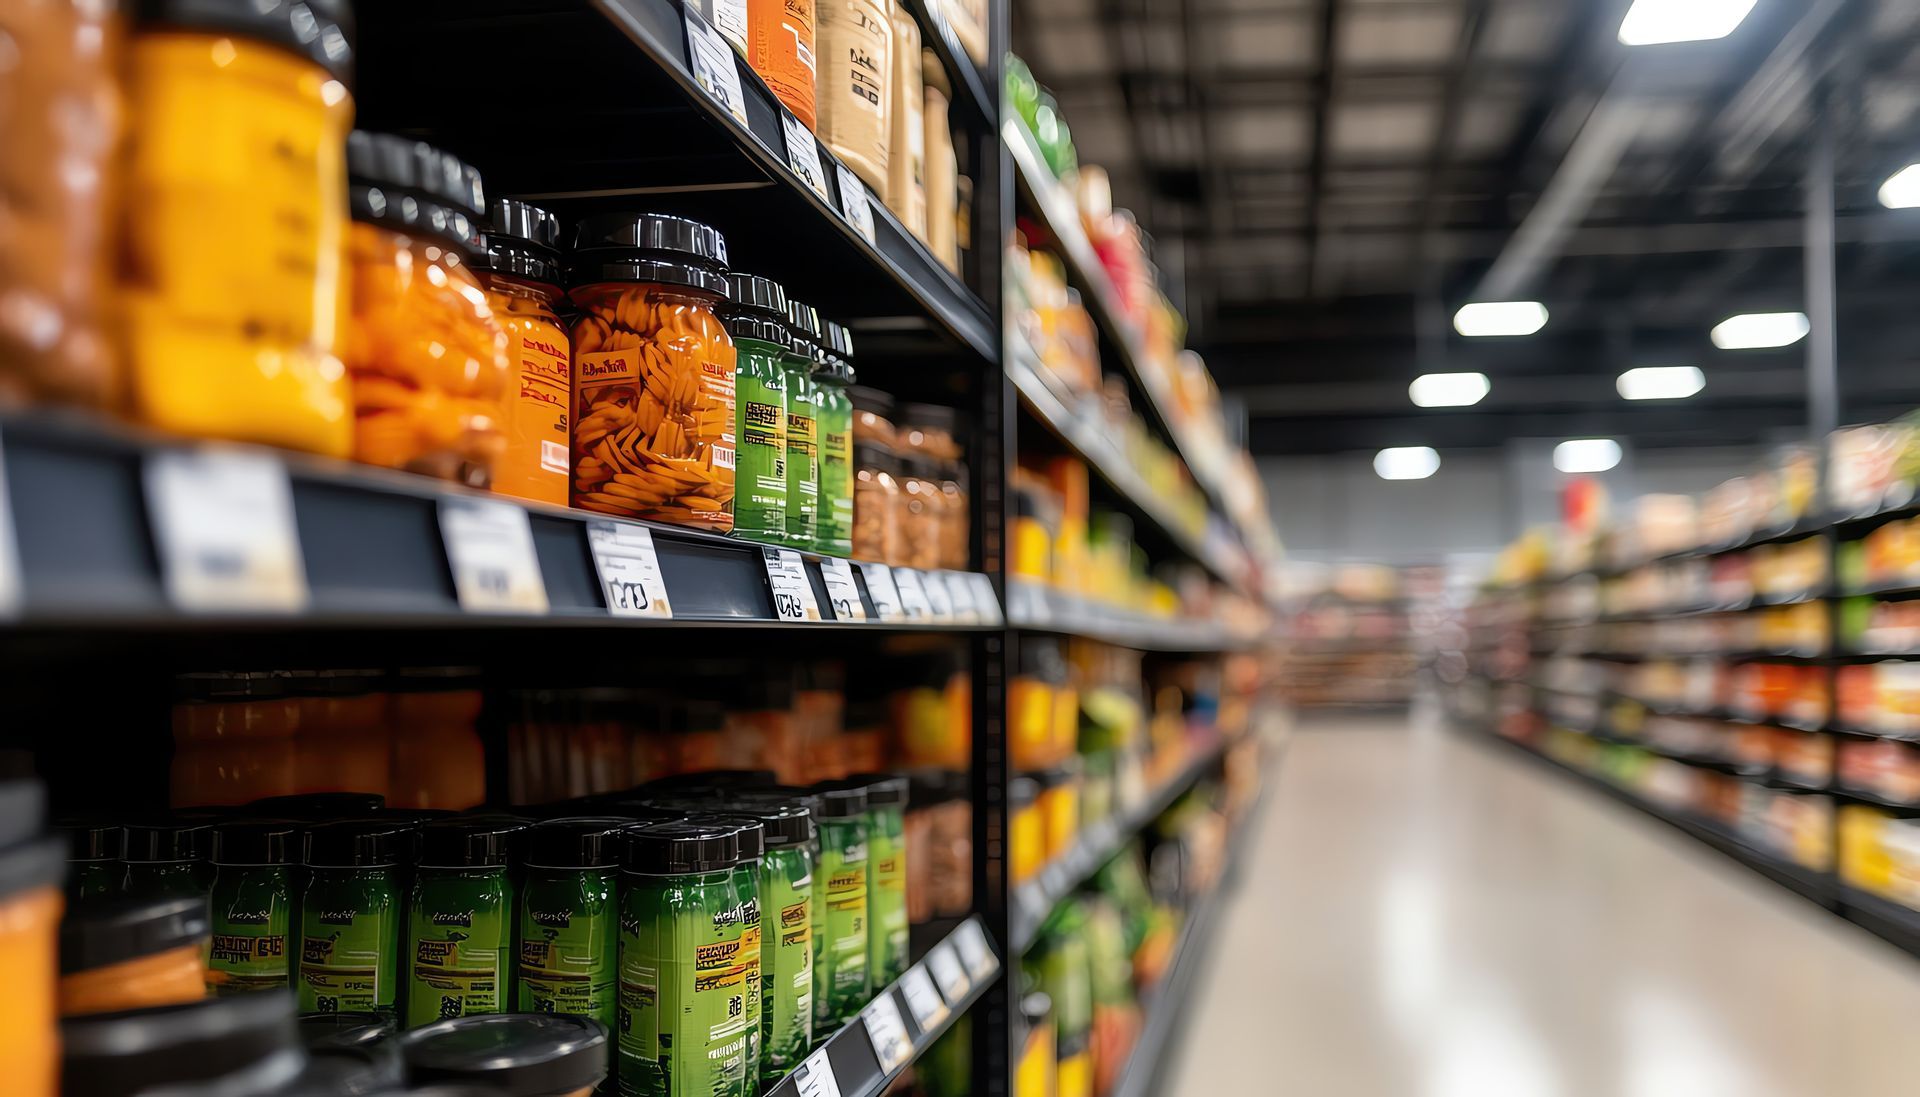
[{"x1": 1014, "y1": 0, "x2": 1920, "y2": 456}]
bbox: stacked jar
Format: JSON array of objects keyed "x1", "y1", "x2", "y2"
[
  {"x1": 723, "y1": 274, "x2": 794, "y2": 545},
  {"x1": 902, "y1": 404, "x2": 968, "y2": 569},
  {"x1": 813, "y1": 322, "x2": 858, "y2": 558},
  {"x1": 850, "y1": 386, "x2": 904, "y2": 564},
  {"x1": 782, "y1": 302, "x2": 825, "y2": 550},
  {"x1": 475, "y1": 199, "x2": 572, "y2": 507}
]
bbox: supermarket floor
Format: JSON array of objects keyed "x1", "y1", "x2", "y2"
[{"x1": 1164, "y1": 707, "x2": 1920, "y2": 1096}]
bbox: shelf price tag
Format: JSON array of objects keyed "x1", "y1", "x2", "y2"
[
  {"x1": 943, "y1": 571, "x2": 978, "y2": 623},
  {"x1": 684, "y1": 5, "x2": 748, "y2": 126},
  {"x1": 791, "y1": 1047, "x2": 844, "y2": 1097},
  {"x1": 861, "y1": 993, "x2": 913, "y2": 1074},
  {"x1": 762, "y1": 546, "x2": 821, "y2": 621},
  {"x1": 925, "y1": 941, "x2": 969, "y2": 1004},
  {"x1": 892, "y1": 568, "x2": 933, "y2": 619},
  {"x1": 145, "y1": 449, "x2": 309, "y2": 613},
  {"x1": 587, "y1": 521, "x2": 673, "y2": 618},
  {"x1": 818, "y1": 557, "x2": 866, "y2": 621},
  {"x1": 898, "y1": 965, "x2": 949, "y2": 1033},
  {"x1": 0, "y1": 436, "x2": 22, "y2": 619},
  {"x1": 954, "y1": 920, "x2": 997, "y2": 980},
  {"x1": 969, "y1": 573, "x2": 1003, "y2": 625},
  {"x1": 440, "y1": 497, "x2": 550, "y2": 614},
  {"x1": 782, "y1": 110, "x2": 832, "y2": 202},
  {"x1": 922, "y1": 569, "x2": 954, "y2": 621},
  {"x1": 859, "y1": 562, "x2": 903, "y2": 621},
  {"x1": 835, "y1": 162, "x2": 878, "y2": 244}
]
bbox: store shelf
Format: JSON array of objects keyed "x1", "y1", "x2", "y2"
[
  {"x1": 1006, "y1": 580, "x2": 1257, "y2": 652},
  {"x1": 1011, "y1": 737, "x2": 1229, "y2": 951},
  {"x1": 1829, "y1": 786, "x2": 1920, "y2": 813},
  {"x1": 897, "y1": 0, "x2": 993, "y2": 125},
  {"x1": 766, "y1": 916, "x2": 1002, "y2": 1097}
]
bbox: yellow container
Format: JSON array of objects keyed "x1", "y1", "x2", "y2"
[
  {"x1": 1010, "y1": 777, "x2": 1045, "y2": 886},
  {"x1": 1010, "y1": 676, "x2": 1055, "y2": 771},
  {"x1": 479, "y1": 201, "x2": 572, "y2": 507},
  {"x1": 0, "y1": 837, "x2": 64, "y2": 1097}
]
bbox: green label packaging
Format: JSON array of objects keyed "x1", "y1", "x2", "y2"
[
  {"x1": 815, "y1": 818, "x2": 870, "y2": 1028},
  {"x1": 208, "y1": 864, "x2": 292, "y2": 995},
  {"x1": 407, "y1": 868, "x2": 513, "y2": 1027},
  {"x1": 298, "y1": 868, "x2": 401, "y2": 1015},
  {"x1": 815, "y1": 385, "x2": 854, "y2": 557},
  {"x1": 783, "y1": 361, "x2": 820, "y2": 549},
  {"x1": 517, "y1": 866, "x2": 618, "y2": 1028},
  {"x1": 868, "y1": 825, "x2": 908, "y2": 986},
  {"x1": 733, "y1": 340, "x2": 790, "y2": 543},
  {"x1": 761, "y1": 846, "x2": 814, "y2": 1085},
  {"x1": 617, "y1": 870, "x2": 760, "y2": 1097}
]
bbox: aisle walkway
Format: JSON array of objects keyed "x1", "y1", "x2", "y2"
[{"x1": 1165, "y1": 710, "x2": 1920, "y2": 1096}]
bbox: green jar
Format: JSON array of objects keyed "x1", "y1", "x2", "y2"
[
  {"x1": 725, "y1": 273, "x2": 792, "y2": 545},
  {"x1": 516, "y1": 817, "x2": 626, "y2": 1029},
  {"x1": 206, "y1": 819, "x2": 298, "y2": 995},
  {"x1": 812, "y1": 322, "x2": 856, "y2": 559},
  {"x1": 406, "y1": 815, "x2": 528, "y2": 1027},
  {"x1": 59, "y1": 821, "x2": 122, "y2": 902},
  {"x1": 731, "y1": 792, "x2": 816, "y2": 1086},
  {"x1": 809, "y1": 782, "x2": 870, "y2": 1030},
  {"x1": 616, "y1": 819, "x2": 759, "y2": 1097},
  {"x1": 783, "y1": 301, "x2": 825, "y2": 551},
  {"x1": 852, "y1": 774, "x2": 909, "y2": 986},
  {"x1": 121, "y1": 820, "x2": 212, "y2": 902},
  {"x1": 299, "y1": 820, "x2": 409, "y2": 1017}
]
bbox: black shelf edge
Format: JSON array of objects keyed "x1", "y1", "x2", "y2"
[
  {"x1": 1005, "y1": 580, "x2": 1259, "y2": 652},
  {"x1": 765, "y1": 915, "x2": 1002, "y2": 1097},
  {"x1": 896, "y1": 0, "x2": 993, "y2": 125},
  {"x1": 1009, "y1": 737, "x2": 1230, "y2": 952},
  {"x1": 1828, "y1": 786, "x2": 1920, "y2": 813},
  {"x1": 1838, "y1": 886, "x2": 1920, "y2": 955}
]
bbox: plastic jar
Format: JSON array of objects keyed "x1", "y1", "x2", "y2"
[
  {"x1": 1009, "y1": 776, "x2": 1043, "y2": 885},
  {"x1": 852, "y1": 774, "x2": 908, "y2": 986},
  {"x1": 290, "y1": 669, "x2": 392, "y2": 800},
  {"x1": 61, "y1": 821, "x2": 122, "y2": 902},
  {"x1": 120, "y1": 0, "x2": 355, "y2": 456},
  {"x1": 809, "y1": 782, "x2": 871, "y2": 1028},
  {"x1": 0, "y1": 817, "x2": 61, "y2": 1097},
  {"x1": 390, "y1": 667, "x2": 487, "y2": 812},
  {"x1": 816, "y1": 0, "x2": 895, "y2": 194},
  {"x1": 569, "y1": 213, "x2": 738, "y2": 531},
  {"x1": 885, "y1": 10, "x2": 925, "y2": 237},
  {"x1": 479, "y1": 199, "x2": 572, "y2": 507},
  {"x1": 749, "y1": 0, "x2": 818, "y2": 129},
  {"x1": 171, "y1": 671, "x2": 301, "y2": 808},
  {"x1": 121, "y1": 821, "x2": 211, "y2": 902},
  {"x1": 898, "y1": 452, "x2": 945, "y2": 569},
  {"x1": 853, "y1": 441, "x2": 904, "y2": 563},
  {"x1": 206, "y1": 820, "x2": 297, "y2": 996},
  {"x1": 60, "y1": 992, "x2": 305, "y2": 1097},
  {"x1": 813, "y1": 322, "x2": 857, "y2": 558},
  {"x1": 59, "y1": 894, "x2": 210, "y2": 1016},
  {"x1": 344, "y1": 132, "x2": 509, "y2": 486},
  {"x1": 849, "y1": 384, "x2": 899, "y2": 449},
  {"x1": 938, "y1": 463, "x2": 969, "y2": 569},
  {"x1": 1037, "y1": 763, "x2": 1080, "y2": 863},
  {"x1": 403, "y1": 1013, "x2": 611, "y2": 1097},
  {"x1": 298, "y1": 820, "x2": 409, "y2": 1017},
  {"x1": 723, "y1": 273, "x2": 793, "y2": 544},
  {"x1": 407, "y1": 816, "x2": 528, "y2": 1026},
  {"x1": 782, "y1": 302, "x2": 825, "y2": 550},
  {"x1": 729, "y1": 792, "x2": 817, "y2": 1085},
  {"x1": 1011, "y1": 641, "x2": 1058, "y2": 772},
  {"x1": 515, "y1": 818, "x2": 625, "y2": 1030}
]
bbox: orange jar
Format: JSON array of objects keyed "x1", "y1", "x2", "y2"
[
  {"x1": 59, "y1": 894, "x2": 209, "y2": 1016},
  {"x1": 171, "y1": 672, "x2": 300, "y2": 808},
  {"x1": 290, "y1": 669, "x2": 391, "y2": 798},
  {"x1": 748, "y1": 0, "x2": 818, "y2": 129},
  {"x1": 389, "y1": 668, "x2": 486, "y2": 811},
  {"x1": 478, "y1": 199, "x2": 571, "y2": 507},
  {"x1": 0, "y1": 824, "x2": 62, "y2": 1097},
  {"x1": 343, "y1": 132, "x2": 510, "y2": 487}
]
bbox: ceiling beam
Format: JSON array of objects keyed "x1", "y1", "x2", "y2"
[{"x1": 1301, "y1": 0, "x2": 1340, "y2": 297}]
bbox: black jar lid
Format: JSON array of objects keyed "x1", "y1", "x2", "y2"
[
  {"x1": 902, "y1": 403, "x2": 959, "y2": 433},
  {"x1": 645, "y1": 768, "x2": 779, "y2": 791},
  {"x1": 810, "y1": 781, "x2": 870, "y2": 818},
  {"x1": 853, "y1": 440, "x2": 899, "y2": 474},
  {"x1": 61, "y1": 991, "x2": 303, "y2": 1097},
  {"x1": 417, "y1": 815, "x2": 529, "y2": 869},
  {"x1": 346, "y1": 131, "x2": 486, "y2": 257},
  {"x1": 122, "y1": 820, "x2": 211, "y2": 863},
  {"x1": 60, "y1": 894, "x2": 211, "y2": 974},
  {"x1": 209, "y1": 819, "x2": 299, "y2": 866},
  {"x1": 132, "y1": 0, "x2": 354, "y2": 85},
  {"x1": 59, "y1": 820, "x2": 123, "y2": 862},
  {"x1": 621, "y1": 819, "x2": 743, "y2": 875},
  {"x1": 727, "y1": 791, "x2": 818, "y2": 848},
  {"x1": 303, "y1": 820, "x2": 412, "y2": 868},
  {"x1": 402, "y1": 1014, "x2": 609, "y2": 1096},
  {"x1": 785, "y1": 300, "x2": 824, "y2": 350},
  {"x1": 721, "y1": 274, "x2": 793, "y2": 349},
  {"x1": 812, "y1": 353, "x2": 856, "y2": 386},
  {"x1": 907, "y1": 769, "x2": 967, "y2": 806},
  {"x1": 849, "y1": 773, "x2": 909, "y2": 808},
  {"x1": 568, "y1": 213, "x2": 730, "y2": 297},
  {"x1": 521, "y1": 817, "x2": 629, "y2": 870},
  {"x1": 826, "y1": 320, "x2": 855, "y2": 362},
  {"x1": 474, "y1": 198, "x2": 563, "y2": 287},
  {"x1": 174, "y1": 670, "x2": 289, "y2": 702},
  {"x1": 848, "y1": 386, "x2": 895, "y2": 417},
  {"x1": 246, "y1": 791, "x2": 387, "y2": 819},
  {"x1": 276, "y1": 1039, "x2": 406, "y2": 1097},
  {"x1": 690, "y1": 815, "x2": 765, "y2": 862},
  {"x1": 298, "y1": 1010, "x2": 398, "y2": 1051}
]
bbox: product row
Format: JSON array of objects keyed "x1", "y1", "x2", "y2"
[
  {"x1": 1586, "y1": 536, "x2": 1829, "y2": 617},
  {"x1": 1606, "y1": 710, "x2": 1832, "y2": 788}
]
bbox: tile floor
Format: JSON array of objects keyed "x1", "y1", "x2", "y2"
[{"x1": 1162, "y1": 708, "x2": 1920, "y2": 1096}]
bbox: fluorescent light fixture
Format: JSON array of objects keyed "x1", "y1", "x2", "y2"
[
  {"x1": 1617, "y1": 366, "x2": 1705, "y2": 401},
  {"x1": 1710, "y1": 311, "x2": 1809, "y2": 350},
  {"x1": 1374, "y1": 447, "x2": 1441, "y2": 481},
  {"x1": 1554, "y1": 438, "x2": 1623, "y2": 474},
  {"x1": 1618, "y1": 0, "x2": 1756, "y2": 45},
  {"x1": 1452, "y1": 301, "x2": 1548, "y2": 337},
  {"x1": 1409, "y1": 372, "x2": 1491, "y2": 408},
  {"x1": 1880, "y1": 164, "x2": 1920, "y2": 209}
]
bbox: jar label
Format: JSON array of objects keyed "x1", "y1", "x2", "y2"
[
  {"x1": 517, "y1": 873, "x2": 617, "y2": 1029},
  {"x1": 763, "y1": 857, "x2": 816, "y2": 1084},
  {"x1": 736, "y1": 355, "x2": 790, "y2": 541},
  {"x1": 407, "y1": 874, "x2": 512, "y2": 1026},
  {"x1": 208, "y1": 869, "x2": 291, "y2": 996},
  {"x1": 297, "y1": 882, "x2": 399, "y2": 1014}
]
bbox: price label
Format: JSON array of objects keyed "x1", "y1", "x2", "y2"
[
  {"x1": 711, "y1": 0, "x2": 749, "y2": 46},
  {"x1": 926, "y1": 942, "x2": 969, "y2": 1004},
  {"x1": 860, "y1": 562, "x2": 903, "y2": 621},
  {"x1": 684, "y1": 5, "x2": 748, "y2": 125},
  {"x1": 892, "y1": 568, "x2": 933, "y2": 619},
  {"x1": 791, "y1": 1047, "x2": 844, "y2": 1097},
  {"x1": 440, "y1": 498, "x2": 550, "y2": 613},
  {"x1": 818, "y1": 556, "x2": 866, "y2": 621},
  {"x1": 782, "y1": 110, "x2": 832, "y2": 202},
  {"x1": 762, "y1": 546, "x2": 821, "y2": 621},
  {"x1": 970, "y1": 573, "x2": 1004, "y2": 625},
  {"x1": 0, "y1": 436, "x2": 21, "y2": 618},
  {"x1": 145, "y1": 449, "x2": 308, "y2": 613},
  {"x1": 862, "y1": 993, "x2": 913, "y2": 1074},
  {"x1": 587, "y1": 521, "x2": 673, "y2": 618},
  {"x1": 898, "y1": 965, "x2": 949, "y2": 1032},
  {"x1": 954, "y1": 920, "x2": 997, "y2": 980},
  {"x1": 943, "y1": 571, "x2": 978, "y2": 623},
  {"x1": 835, "y1": 162, "x2": 877, "y2": 244},
  {"x1": 922, "y1": 568, "x2": 954, "y2": 621}
]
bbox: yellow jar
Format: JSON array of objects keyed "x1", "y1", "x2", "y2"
[
  {"x1": 120, "y1": 5, "x2": 356, "y2": 456},
  {"x1": 476, "y1": 200, "x2": 571, "y2": 507},
  {"x1": 1010, "y1": 776, "x2": 1044, "y2": 886}
]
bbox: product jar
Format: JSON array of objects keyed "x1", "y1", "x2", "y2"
[
  {"x1": 809, "y1": 782, "x2": 871, "y2": 1028},
  {"x1": 729, "y1": 792, "x2": 818, "y2": 1086},
  {"x1": 783, "y1": 302, "x2": 826, "y2": 550},
  {"x1": 852, "y1": 774, "x2": 909, "y2": 986},
  {"x1": 1009, "y1": 777, "x2": 1043, "y2": 886},
  {"x1": 749, "y1": 0, "x2": 819, "y2": 129},
  {"x1": 849, "y1": 384, "x2": 898, "y2": 449},
  {"x1": 569, "y1": 213, "x2": 738, "y2": 531},
  {"x1": 171, "y1": 671, "x2": 301, "y2": 809},
  {"x1": 815, "y1": 0, "x2": 895, "y2": 194},
  {"x1": 59, "y1": 894, "x2": 210, "y2": 1016},
  {"x1": 402, "y1": 1013, "x2": 611, "y2": 1097},
  {"x1": 407, "y1": 816, "x2": 529, "y2": 1027},
  {"x1": 853, "y1": 441, "x2": 904, "y2": 564},
  {"x1": 289, "y1": 669, "x2": 391, "y2": 800},
  {"x1": 1037, "y1": 763, "x2": 1081, "y2": 863},
  {"x1": 60, "y1": 992, "x2": 305, "y2": 1097},
  {"x1": 516, "y1": 818, "x2": 625, "y2": 1031},
  {"x1": 812, "y1": 322, "x2": 857, "y2": 558},
  {"x1": 298, "y1": 820, "x2": 409, "y2": 1018},
  {"x1": 898, "y1": 451, "x2": 946, "y2": 569},
  {"x1": 390, "y1": 667, "x2": 487, "y2": 811},
  {"x1": 478, "y1": 199, "x2": 572, "y2": 507},
  {"x1": 885, "y1": 9, "x2": 925, "y2": 237},
  {"x1": 121, "y1": 821, "x2": 211, "y2": 902},
  {"x1": 343, "y1": 132, "x2": 510, "y2": 486},
  {"x1": 60, "y1": 821, "x2": 123, "y2": 902},
  {"x1": 206, "y1": 820, "x2": 298, "y2": 996},
  {"x1": 722, "y1": 274, "x2": 793, "y2": 544}
]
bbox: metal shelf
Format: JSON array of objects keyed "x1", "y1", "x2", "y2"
[
  {"x1": 1006, "y1": 581, "x2": 1258, "y2": 652},
  {"x1": 897, "y1": 0, "x2": 993, "y2": 126}
]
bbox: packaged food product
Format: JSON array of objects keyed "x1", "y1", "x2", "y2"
[
  {"x1": 407, "y1": 816, "x2": 528, "y2": 1027},
  {"x1": 206, "y1": 820, "x2": 297, "y2": 996},
  {"x1": 813, "y1": 323, "x2": 858, "y2": 558},
  {"x1": 515, "y1": 818, "x2": 624, "y2": 1030},
  {"x1": 729, "y1": 792, "x2": 817, "y2": 1085},
  {"x1": 922, "y1": 52, "x2": 959, "y2": 274},
  {"x1": 289, "y1": 669, "x2": 392, "y2": 800},
  {"x1": 815, "y1": 0, "x2": 895, "y2": 194},
  {"x1": 121, "y1": 821, "x2": 211, "y2": 901},
  {"x1": 809, "y1": 781, "x2": 870, "y2": 1028},
  {"x1": 60, "y1": 821, "x2": 122, "y2": 902},
  {"x1": 60, "y1": 992, "x2": 304, "y2": 1097},
  {"x1": 1035, "y1": 902, "x2": 1093, "y2": 1097},
  {"x1": 1009, "y1": 776, "x2": 1043, "y2": 885},
  {"x1": 403, "y1": 1013, "x2": 611, "y2": 1097},
  {"x1": 783, "y1": 302, "x2": 826, "y2": 550},
  {"x1": 723, "y1": 274, "x2": 793, "y2": 544},
  {"x1": 853, "y1": 774, "x2": 909, "y2": 985},
  {"x1": 849, "y1": 384, "x2": 899, "y2": 449},
  {"x1": 899, "y1": 451, "x2": 945, "y2": 569},
  {"x1": 59, "y1": 894, "x2": 209, "y2": 1016},
  {"x1": 298, "y1": 820, "x2": 408, "y2": 1017},
  {"x1": 568, "y1": 213, "x2": 738, "y2": 532},
  {"x1": 391, "y1": 667, "x2": 487, "y2": 811},
  {"x1": 120, "y1": 0, "x2": 355, "y2": 456},
  {"x1": 749, "y1": 0, "x2": 819, "y2": 128},
  {"x1": 940, "y1": 0, "x2": 988, "y2": 64},
  {"x1": 171, "y1": 671, "x2": 301, "y2": 808},
  {"x1": 1038, "y1": 763, "x2": 1080, "y2": 862},
  {"x1": 479, "y1": 199, "x2": 573, "y2": 507},
  {"x1": 886, "y1": 10, "x2": 926, "y2": 237},
  {"x1": 853, "y1": 441, "x2": 904, "y2": 564}
]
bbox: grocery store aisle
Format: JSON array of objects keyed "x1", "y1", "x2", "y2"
[{"x1": 1165, "y1": 709, "x2": 1920, "y2": 1096}]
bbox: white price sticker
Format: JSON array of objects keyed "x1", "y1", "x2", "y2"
[
  {"x1": 711, "y1": 0, "x2": 748, "y2": 47},
  {"x1": 440, "y1": 498, "x2": 550, "y2": 613},
  {"x1": 791, "y1": 1047, "x2": 843, "y2": 1097},
  {"x1": 859, "y1": 562, "x2": 903, "y2": 621},
  {"x1": 685, "y1": 5, "x2": 748, "y2": 125},
  {"x1": 943, "y1": 571, "x2": 978, "y2": 623},
  {"x1": 835, "y1": 162, "x2": 877, "y2": 244},
  {"x1": 954, "y1": 920, "x2": 997, "y2": 980},
  {"x1": 782, "y1": 110, "x2": 832, "y2": 201},
  {"x1": 762, "y1": 546, "x2": 821, "y2": 621},
  {"x1": 145, "y1": 449, "x2": 308, "y2": 613},
  {"x1": 862, "y1": 993, "x2": 913, "y2": 1074},
  {"x1": 926, "y1": 942, "x2": 969, "y2": 1004},
  {"x1": 922, "y1": 568, "x2": 954, "y2": 621},
  {"x1": 970, "y1": 573, "x2": 1003, "y2": 625},
  {"x1": 818, "y1": 556, "x2": 866, "y2": 621},
  {"x1": 587, "y1": 521, "x2": 673, "y2": 618},
  {"x1": 898, "y1": 965, "x2": 949, "y2": 1033},
  {"x1": 892, "y1": 568, "x2": 933, "y2": 619}
]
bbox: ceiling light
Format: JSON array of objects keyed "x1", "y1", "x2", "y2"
[
  {"x1": 1880, "y1": 164, "x2": 1920, "y2": 209},
  {"x1": 1710, "y1": 311, "x2": 1809, "y2": 350},
  {"x1": 1554, "y1": 438, "x2": 1623, "y2": 474},
  {"x1": 1409, "y1": 372, "x2": 1491, "y2": 408},
  {"x1": 1374, "y1": 447, "x2": 1440, "y2": 481},
  {"x1": 1452, "y1": 301, "x2": 1548, "y2": 338},
  {"x1": 1617, "y1": 366, "x2": 1705, "y2": 401},
  {"x1": 1618, "y1": 0, "x2": 1756, "y2": 45}
]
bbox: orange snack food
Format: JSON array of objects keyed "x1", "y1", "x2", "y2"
[
  {"x1": 749, "y1": 0, "x2": 819, "y2": 129},
  {"x1": 477, "y1": 199, "x2": 572, "y2": 507},
  {"x1": 59, "y1": 894, "x2": 209, "y2": 1017}
]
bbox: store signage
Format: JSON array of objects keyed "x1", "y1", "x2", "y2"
[{"x1": 835, "y1": 162, "x2": 878, "y2": 244}]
